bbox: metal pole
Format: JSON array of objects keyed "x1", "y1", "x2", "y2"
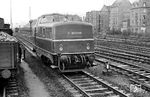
[
  {"x1": 10, "y1": 0, "x2": 13, "y2": 28},
  {"x1": 29, "y1": 6, "x2": 31, "y2": 20}
]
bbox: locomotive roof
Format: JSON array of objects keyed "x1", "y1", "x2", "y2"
[
  {"x1": 38, "y1": 21, "x2": 93, "y2": 27},
  {"x1": 39, "y1": 13, "x2": 64, "y2": 18}
]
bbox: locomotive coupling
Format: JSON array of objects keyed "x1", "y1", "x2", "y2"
[
  {"x1": 86, "y1": 54, "x2": 95, "y2": 65},
  {"x1": 60, "y1": 54, "x2": 95, "y2": 65},
  {"x1": 1, "y1": 69, "x2": 11, "y2": 79},
  {"x1": 60, "y1": 55, "x2": 70, "y2": 64},
  {"x1": 59, "y1": 54, "x2": 95, "y2": 72}
]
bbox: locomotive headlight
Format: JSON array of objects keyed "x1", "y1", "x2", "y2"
[
  {"x1": 1, "y1": 69, "x2": 11, "y2": 79},
  {"x1": 59, "y1": 44, "x2": 63, "y2": 51},
  {"x1": 86, "y1": 43, "x2": 90, "y2": 50},
  {"x1": 87, "y1": 54, "x2": 95, "y2": 63}
]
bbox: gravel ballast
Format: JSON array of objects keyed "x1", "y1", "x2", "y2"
[
  {"x1": 24, "y1": 51, "x2": 73, "y2": 97},
  {"x1": 20, "y1": 60, "x2": 50, "y2": 97}
]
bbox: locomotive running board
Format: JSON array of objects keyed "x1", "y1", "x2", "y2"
[
  {"x1": 50, "y1": 65, "x2": 58, "y2": 69},
  {"x1": 60, "y1": 69, "x2": 84, "y2": 73}
]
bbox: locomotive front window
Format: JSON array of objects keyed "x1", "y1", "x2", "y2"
[
  {"x1": 40, "y1": 15, "x2": 66, "y2": 24},
  {"x1": 55, "y1": 24, "x2": 93, "y2": 39}
]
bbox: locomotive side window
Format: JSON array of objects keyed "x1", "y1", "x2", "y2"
[
  {"x1": 40, "y1": 16, "x2": 55, "y2": 24},
  {"x1": 34, "y1": 28, "x2": 36, "y2": 33},
  {"x1": 46, "y1": 28, "x2": 52, "y2": 39},
  {"x1": 36, "y1": 27, "x2": 43, "y2": 37},
  {"x1": 42, "y1": 28, "x2": 46, "y2": 38},
  {"x1": 39, "y1": 15, "x2": 66, "y2": 24}
]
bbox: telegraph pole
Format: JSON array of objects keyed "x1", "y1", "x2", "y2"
[
  {"x1": 10, "y1": 0, "x2": 13, "y2": 28},
  {"x1": 29, "y1": 6, "x2": 33, "y2": 35},
  {"x1": 29, "y1": 6, "x2": 31, "y2": 20}
]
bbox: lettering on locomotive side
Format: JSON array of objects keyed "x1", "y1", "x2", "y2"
[{"x1": 68, "y1": 32, "x2": 82, "y2": 35}]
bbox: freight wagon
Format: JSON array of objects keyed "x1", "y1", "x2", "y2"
[
  {"x1": 0, "y1": 17, "x2": 20, "y2": 79},
  {"x1": 0, "y1": 41, "x2": 19, "y2": 79}
]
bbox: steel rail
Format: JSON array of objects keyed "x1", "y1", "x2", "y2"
[
  {"x1": 95, "y1": 41, "x2": 150, "y2": 55},
  {"x1": 95, "y1": 55, "x2": 150, "y2": 91},
  {"x1": 96, "y1": 39, "x2": 150, "y2": 50},
  {"x1": 95, "y1": 45, "x2": 150, "y2": 58},
  {"x1": 3, "y1": 87, "x2": 6, "y2": 97},
  {"x1": 95, "y1": 52, "x2": 150, "y2": 72},
  {"x1": 96, "y1": 49, "x2": 150, "y2": 64},
  {"x1": 63, "y1": 74, "x2": 90, "y2": 97},
  {"x1": 82, "y1": 71, "x2": 130, "y2": 97},
  {"x1": 63, "y1": 71, "x2": 130, "y2": 97}
]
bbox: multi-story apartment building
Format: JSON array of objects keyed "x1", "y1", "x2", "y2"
[
  {"x1": 85, "y1": 11, "x2": 100, "y2": 33},
  {"x1": 99, "y1": 5, "x2": 110, "y2": 33},
  {"x1": 130, "y1": 0, "x2": 150, "y2": 33},
  {"x1": 66, "y1": 14, "x2": 82, "y2": 21},
  {"x1": 109, "y1": 0, "x2": 131, "y2": 31}
]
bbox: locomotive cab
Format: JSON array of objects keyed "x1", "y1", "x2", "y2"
[
  {"x1": 53, "y1": 22, "x2": 95, "y2": 72},
  {"x1": 23, "y1": 14, "x2": 95, "y2": 72}
]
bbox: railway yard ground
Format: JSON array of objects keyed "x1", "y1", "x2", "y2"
[
  {"x1": 17, "y1": 51, "x2": 73, "y2": 97},
  {"x1": 4, "y1": 37, "x2": 150, "y2": 97},
  {"x1": 16, "y1": 45, "x2": 150, "y2": 97}
]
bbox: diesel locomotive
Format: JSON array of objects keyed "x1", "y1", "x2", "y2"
[{"x1": 19, "y1": 13, "x2": 95, "y2": 72}]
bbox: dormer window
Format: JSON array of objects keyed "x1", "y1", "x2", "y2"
[
  {"x1": 143, "y1": 15, "x2": 146, "y2": 19},
  {"x1": 136, "y1": 3, "x2": 139, "y2": 7},
  {"x1": 144, "y1": 9, "x2": 146, "y2": 13},
  {"x1": 143, "y1": 2, "x2": 146, "y2": 7}
]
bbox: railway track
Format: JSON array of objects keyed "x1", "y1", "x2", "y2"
[
  {"x1": 96, "y1": 45, "x2": 150, "y2": 58},
  {"x1": 1, "y1": 74, "x2": 18, "y2": 97},
  {"x1": 95, "y1": 54, "x2": 150, "y2": 92},
  {"x1": 96, "y1": 40, "x2": 150, "y2": 55},
  {"x1": 95, "y1": 45, "x2": 150, "y2": 64},
  {"x1": 63, "y1": 71, "x2": 131, "y2": 97},
  {"x1": 95, "y1": 44, "x2": 150, "y2": 92}
]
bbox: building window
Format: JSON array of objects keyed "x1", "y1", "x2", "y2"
[
  {"x1": 136, "y1": 28, "x2": 138, "y2": 32},
  {"x1": 143, "y1": 2, "x2": 146, "y2": 7},
  {"x1": 143, "y1": 15, "x2": 146, "y2": 19},
  {"x1": 136, "y1": 3, "x2": 139, "y2": 7},
  {"x1": 143, "y1": 9, "x2": 146, "y2": 13},
  {"x1": 132, "y1": 20, "x2": 134, "y2": 24},
  {"x1": 143, "y1": 21, "x2": 146, "y2": 26},
  {"x1": 132, "y1": 28, "x2": 134, "y2": 32}
]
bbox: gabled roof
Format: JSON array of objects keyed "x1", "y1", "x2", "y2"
[
  {"x1": 100, "y1": 5, "x2": 110, "y2": 12},
  {"x1": 112, "y1": 0, "x2": 131, "y2": 7}
]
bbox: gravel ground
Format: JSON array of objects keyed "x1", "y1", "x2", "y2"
[
  {"x1": 16, "y1": 45, "x2": 150, "y2": 97},
  {"x1": 17, "y1": 63, "x2": 30, "y2": 97},
  {"x1": 20, "y1": 60, "x2": 50, "y2": 97},
  {"x1": 24, "y1": 51, "x2": 74, "y2": 97},
  {"x1": 86, "y1": 63, "x2": 130, "y2": 90},
  {"x1": 86, "y1": 62, "x2": 150, "y2": 97}
]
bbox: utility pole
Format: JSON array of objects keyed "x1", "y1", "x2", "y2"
[
  {"x1": 29, "y1": 6, "x2": 32, "y2": 35},
  {"x1": 28, "y1": 0, "x2": 32, "y2": 33},
  {"x1": 29, "y1": 6, "x2": 31, "y2": 20},
  {"x1": 10, "y1": 0, "x2": 13, "y2": 28}
]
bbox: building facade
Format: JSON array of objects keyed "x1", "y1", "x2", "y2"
[
  {"x1": 99, "y1": 5, "x2": 110, "y2": 33},
  {"x1": 109, "y1": 0, "x2": 131, "y2": 31},
  {"x1": 130, "y1": 0, "x2": 150, "y2": 33},
  {"x1": 66, "y1": 14, "x2": 82, "y2": 21},
  {"x1": 85, "y1": 11, "x2": 100, "y2": 33}
]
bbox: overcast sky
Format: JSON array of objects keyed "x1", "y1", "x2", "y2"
[{"x1": 0, "y1": 0, "x2": 136, "y2": 27}]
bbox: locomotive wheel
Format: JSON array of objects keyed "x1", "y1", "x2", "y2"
[
  {"x1": 59, "y1": 62, "x2": 65, "y2": 72},
  {"x1": 41, "y1": 56, "x2": 51, "y2": 66},
  {"x1": 41, "y1": 56, "x2": 46, "y2": 64}
]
